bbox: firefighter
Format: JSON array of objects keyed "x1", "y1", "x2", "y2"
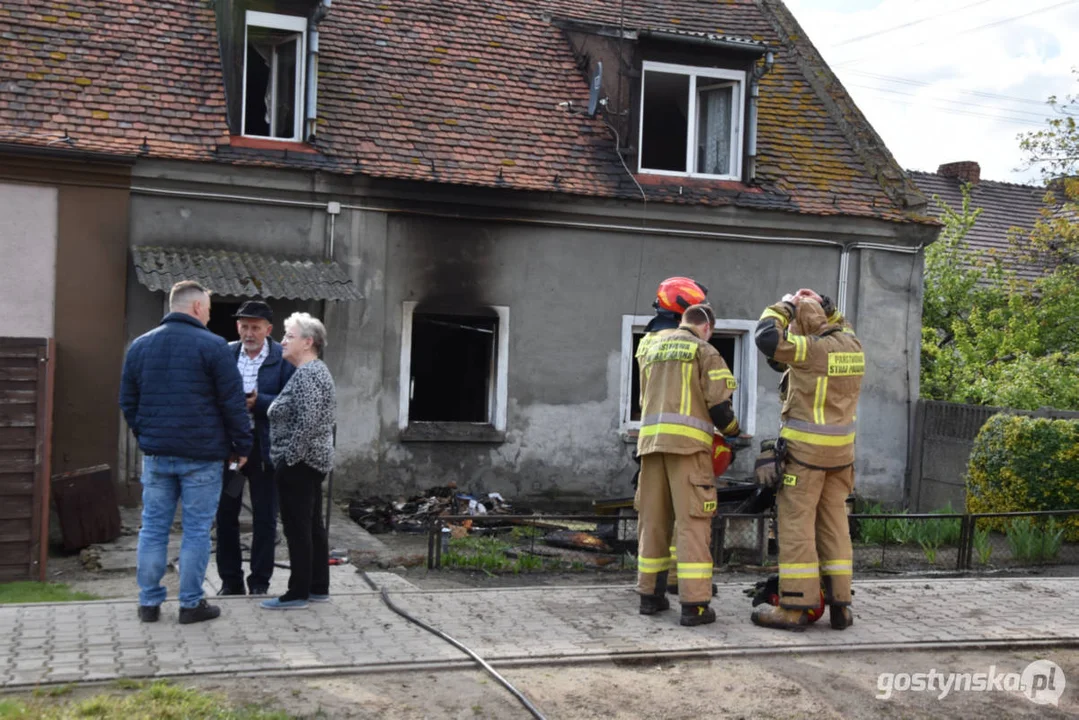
[
  {"x1": 752, "y1": 288, "x2": 864, "y2": 631},
  {"x1": 633, "y1": 277, "x2": 709, "y2": 595},
  {"x1": 636, "y1": 303, "x2": 740, "y2": 626}
]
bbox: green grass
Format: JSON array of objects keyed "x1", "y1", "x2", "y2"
[
  {"x1": 973, "y1": 527, "x2": 993, "y2": 565},
  {"x1": 0, "y1": 582, "x2": 97, "y2": 605},
  {"x1": 1007, "y1": 517, "x2": 1064, "y2": 563},
  {"x1": 855, "y1": 503, "x2": 962, "y2": 552},
  {"x1": 0, "y1": 680, "x2": 293, "y2": 719},
  {"x1": 443, "y1": 536, "x2": 567, "y2": 574}
]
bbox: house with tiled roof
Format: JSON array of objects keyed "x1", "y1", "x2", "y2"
[
  {"x1": 0, "y1": 0, "x2": 940, "y2": 505},
  {"x1": 910, "y1": 161, "x2": 1059, "y2": 285}
]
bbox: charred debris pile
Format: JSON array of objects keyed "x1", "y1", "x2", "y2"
[{"x1": 346, "y1": 483, "x2": 632, "y2": 567}]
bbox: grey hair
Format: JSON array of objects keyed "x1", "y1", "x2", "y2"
[
  {"x1": 284, "y1": 312, "x2": 328, "y2": 354},
  {"x1": 169, "y1": 280, "x2": 210, "y2": 310}
]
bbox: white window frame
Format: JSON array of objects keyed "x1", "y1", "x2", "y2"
[
  {"x1": 398, "y1": 301, "x2": 509, "y2": 433},
  {"x1": 619, "y1": 316, "x2": 757, "y2": 437},
  {"x1": 637, "y1": 61, "x2": 746, "y2": 181},
  {"x1": 241, "y1": 10, "x2": 307, "y2": 142}
]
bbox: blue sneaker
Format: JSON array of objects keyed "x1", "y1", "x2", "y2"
[
  {"x1": 260, "y1": 597, "x2": 309, "y2": 610},
  {"x1": 309, "y1": 594, "x2": 330, "y2": 603}
]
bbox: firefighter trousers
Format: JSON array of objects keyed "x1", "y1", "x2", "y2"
[
  {"x1": 636, "y1": 451, "x2": 717, "y2": 604},
  {"x1": 776, "y1": 459, "x2": 854, "y2": 609}
]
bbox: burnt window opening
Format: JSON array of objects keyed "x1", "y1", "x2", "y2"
[
  {"x1": 206, "y1": 301, "x2": 243, "y2": 342},
  {"x1": 638, "y1": 61, "x2": 744, "y2": 180},
  {"x1": 630, "y1": 331, "x2": 737, "y2": 422},
  {"x1": 408, "y1": 314, "x2": 498, "y2": 424},
  {"x1": 242, "y1": 11, "x2": 306, "y2": 141}
]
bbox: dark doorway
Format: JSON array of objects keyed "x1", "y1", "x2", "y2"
[
  {"x1": 207, "y1": 300, "x2": 242, "y2": 342},
  {"x1": 409, "y1": 313, "x2": 498, "y2": 423}
]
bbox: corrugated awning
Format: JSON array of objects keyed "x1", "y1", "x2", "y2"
[{"x1": 131, "y1": 246, "x2": 361, "y2": 302}]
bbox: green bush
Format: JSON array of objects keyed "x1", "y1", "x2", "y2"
[{"x1": 967, "y1": 413, "x2": 1079, "y2": 539}]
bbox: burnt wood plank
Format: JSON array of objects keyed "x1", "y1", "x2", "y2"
[
  {"x1": 0, "y1": 475, "x2": 34, "y2": 494},
  {"x1": 51, "y1": 465, "x2": 121, "y2": 551},
  {"x1": 0, "y1": 367, "x2": 37, "y2": 382},
  {"x1": 0, "y1": 406, "x2": 35, "y2": 428},
  {"x1": 0, "y1": 519, "x2": 30, "y2": 543},
  {"x1": 0, "y1": 449, "x2": 35, "y2": 473},
  {"x1": 0, "y1": 541, "x2": 30, "y2": 565},
  {"x1": 0, "y1": 495, "x2": 32, "y2": 520},
  {"x1": 0, "y1": 427, "x2": 35, "y2": 450}
]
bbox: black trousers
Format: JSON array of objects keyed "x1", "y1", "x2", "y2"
[
  {"x1": 216, "y1": 437, "x2": 278, "y2": 592},
  {"x1": 275, "y1": 461, "x2": 329, "y2": 601}
]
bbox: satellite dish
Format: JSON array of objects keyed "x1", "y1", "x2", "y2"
[{"x1": 587, "y1": 61, "x2": 603, "y2": 117}]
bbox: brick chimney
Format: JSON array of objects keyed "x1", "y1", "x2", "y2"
[{"x1": 937, "y1": 161, "x2": 981, "y2": 185}]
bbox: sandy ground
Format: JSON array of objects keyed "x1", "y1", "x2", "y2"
[{"x1": 10, "y1": 648, "x2": 1075, "y2": 719}]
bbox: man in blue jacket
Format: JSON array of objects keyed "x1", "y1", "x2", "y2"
[
  {"x1": 216, "y1": 300, "x2": 295, "y2": 596},
  {"x1": 120, "y1": 280, "x2": 252, "y2": 625}
]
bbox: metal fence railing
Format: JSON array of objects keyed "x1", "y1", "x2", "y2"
[{"x1": 423, "y1": 508, "x2": 1079, "y2": 574}]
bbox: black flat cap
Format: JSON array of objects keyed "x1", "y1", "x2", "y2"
[{"x1": 233, "y1": 300, "x2": 273, "y2": 322}]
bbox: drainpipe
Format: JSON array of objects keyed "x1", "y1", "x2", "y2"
[
  {"x1": 746, "y1": 50, "x2": 774, "y2": 183},
  {"x1": 837, "y1": 244, "x2": 850, "y2": 315},
  {"x1": 305, "y1": 0, "x2": 331, "y2": 141}
]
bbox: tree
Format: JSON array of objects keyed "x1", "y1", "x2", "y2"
[{"x1": 921, "y1": 69, "x2": 1079, "y2": 410}]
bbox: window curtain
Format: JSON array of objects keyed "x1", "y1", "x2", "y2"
[{"x1": 698, "y1": 86, "x2": 733, "y2": 175}]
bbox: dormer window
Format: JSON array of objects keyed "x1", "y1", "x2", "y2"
[
  {"x1": 638, "y1": 61, "x2": 745, "y2": 180},
  {"x1": 242, "y1": 11, "x2": 307, "y2": 141}
]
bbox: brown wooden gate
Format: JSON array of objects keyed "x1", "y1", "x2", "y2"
[{"x1": 0, "y1": 338, "x2": 54, "y2": 582}]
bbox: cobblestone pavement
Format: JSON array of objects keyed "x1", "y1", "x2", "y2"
[{"x1": 1, "y1": 576, "x2": 1076, "y2": 688}]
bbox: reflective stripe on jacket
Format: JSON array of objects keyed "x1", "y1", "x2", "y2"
[
  {"x1": 755, "y1": 301, "x2": 864, "y2": 468},
  {"x1": 636, "y1": 328, "x2": 737, "y2": 456}
]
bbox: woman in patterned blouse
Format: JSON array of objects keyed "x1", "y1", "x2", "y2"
[{"x1": 261, "y1": 312, "x2": 336, "y2": 610}]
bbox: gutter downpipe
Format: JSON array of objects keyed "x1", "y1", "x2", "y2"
[
  {"x1": 746, "y1": 51, "x2": 775, "y2": 184},
  {"x1": 305, "y1": 0, "x2": 331, "y2": 141}
]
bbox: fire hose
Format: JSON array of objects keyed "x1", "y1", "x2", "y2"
[{"x1": 360, "y1": 572, "x2": 547, "y2": 720}]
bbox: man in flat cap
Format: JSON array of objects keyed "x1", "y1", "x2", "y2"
[{"x1": 216, "y1": 301, "x2": 295, "y2": 596}]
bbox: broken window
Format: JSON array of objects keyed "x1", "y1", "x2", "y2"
[
  {"x1": 639, "y1": 61, "x2": 744, "y2": 180},
  {"x1": 408, "y1": 313, "x2": 499, "y2": 424},
  {"x1": 242, "y1": 11, "x2": 306, "y2": 141}
]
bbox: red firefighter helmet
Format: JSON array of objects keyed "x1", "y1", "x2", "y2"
[
  {"x1": 655, "y1": 277, "x2": 709, "y2": 314},
  {"x1": 712, "y1": 434, "x2": 733, "y2": 477}
]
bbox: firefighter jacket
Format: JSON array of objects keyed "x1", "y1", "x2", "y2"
[
  {"x1": 755, "y1": 299, "x2": 864, "y2": 469},
  {"x1": 636, "y1": 327, "x2": 740, "y2": 456}
]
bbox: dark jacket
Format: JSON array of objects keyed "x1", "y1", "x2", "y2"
[
  {"x1": 229, "y1": 338, "x2": 295, "y2": 465},
  {"x1": 120, "y1": 313, "x2": 253, "y2": 461}
]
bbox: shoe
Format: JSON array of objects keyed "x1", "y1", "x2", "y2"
[
  {"x1": 179, "y1": 600, "x2": 221, "y2": 625},
  {"x1": 309, "y1": 594, "x2": 330, "y2": 603},
  {"x1": 248, "y1": 586, "x2": 269, "y2": 596},
  {"x1": 751, "y1": 604, "x2": 808, "y2": 631},
  {"x1": 639, "y1": 594, "x2": 670, "y2": 615},
  {"x1": 680, "y1": 603, "x2": 717, "y2": 627},
  {"x1": 260, "y1": 597, "x2": 309, "y2": 610},
  {"x1": 218, "y1": 585, "x2": 246, "y2": 596},
  {"x1": 138, "y1": 605, "x2": 160, "y2": 623},
  {"x1": 829, "y1": 604, "x2": 854, "y2": 630}
]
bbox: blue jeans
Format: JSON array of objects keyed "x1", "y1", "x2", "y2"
[{"x1": 137, "y1": 455, "x2": 223, "y2": 609}]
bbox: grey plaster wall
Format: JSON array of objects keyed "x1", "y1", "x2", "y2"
[
  {"x1": 0, "y1": 182, "x2": 57, "y2": 338},
  {"x1": 124, "y1": 163, "x2": 927, "y2": 506}
]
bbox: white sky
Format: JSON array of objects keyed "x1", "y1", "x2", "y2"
[{"x1": 783, "y1": 0, "x2": 1079, "y2": 184}]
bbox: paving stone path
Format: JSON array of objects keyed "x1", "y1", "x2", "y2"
[{"x1": 1, "y1": 576, "x2": 1076, "y2": 687}]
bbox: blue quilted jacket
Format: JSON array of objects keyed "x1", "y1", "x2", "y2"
[{"x1": 120, "y1": 313, "x2": 253, "y2": 461}]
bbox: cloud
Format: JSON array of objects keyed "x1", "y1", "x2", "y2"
[{"x1": 783, "y1": 0, "x2": 1079, "y2": 183}]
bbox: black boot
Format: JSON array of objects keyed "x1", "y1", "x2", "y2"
[
  {"x1": 680, "y1": 602, "x2": 716, "y2": 627},
  {"x1": 179, "y1": 600, "x2": 221, "y2": 625},
  {"x1": 217, "y1": 583, "x2": 246, "y2": 597},
  {"x1": 640, "y1": 570, "x2": 671, "y2": 615},
  {"x1": 137, "y1": 605, "x2": 160, "y2": 623},
  {"x1": 829, "y1": 604, "x2": 853, "y2": 630}
]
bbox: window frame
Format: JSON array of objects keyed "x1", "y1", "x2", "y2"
[
  {"x1": 637, "y1": 60, "x2": 746, "y2": 181},
  {"x1": 619, "y1": 315, "x2": 757, "y2": 437},
  {"x1": 398, "y1": 301, "x2": 510, "y2": 438},
  {"x1": 241, "y1": 10, "x2": 308, "y2": 143}
]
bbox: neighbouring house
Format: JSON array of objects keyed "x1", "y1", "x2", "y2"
[
  {"x1": 910, "y1": 161, "x2": 1059, "y2": 284},
  {"x1": 0, "y1": 0, "x2": 940, "y2": 507}
]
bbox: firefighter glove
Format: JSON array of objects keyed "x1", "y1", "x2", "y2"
[{"x1": 754, "y1": 439, "x2": 780, "y2": 489}]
